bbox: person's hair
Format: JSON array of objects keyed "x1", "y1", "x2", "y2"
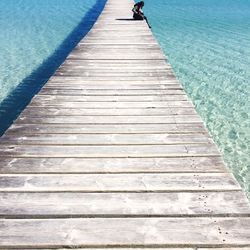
[{"x1": 138, "y1": 1, "x2": 144, "y2": 7}]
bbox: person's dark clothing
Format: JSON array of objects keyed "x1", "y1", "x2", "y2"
[
  {"x1": 132, "y1": 1, "x2": 151, "y2": 28},
  {"x1": 132, "y1": 3, "x2": 144, "y2": 20}
]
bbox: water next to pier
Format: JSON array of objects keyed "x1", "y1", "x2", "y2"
[
  {"x1": 0, "y1": 0, "x2": 106, "y2": 133},
  {"x1": 143, "y1": 0, "x2": 250, "y2": 197}
]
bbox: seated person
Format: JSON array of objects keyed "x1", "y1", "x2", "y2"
[{"x1": 132, "y1": 1, "x2": 151, "y2": 28}]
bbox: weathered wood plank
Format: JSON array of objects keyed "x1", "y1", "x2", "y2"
[
  {"x1": 0, "y1": 218, "x2": 249, "y2": 247},
  {"x1": 0, "y1": 173, "x2": 240, "y2": 192},
  {"x1": 53, "y1": 73, "x2": 176, "y2": 78},
  {"x1": 71, "y1": 53, "x2": 162, "y2": 59},
  {"x1": 44, "y1": 82, "x2": 178, "y2": 87},
  {"x1": 33, "y1": 94, "x2": 189, "y2": 102},
  {"x1": 44, "y1": 83, "x2": 180, "y2": 89},
  {"x1": 85, "y1": 33, "x2": 157, "y2": 38},
  {"x1": 74, "y1": 45, "x2": 159, "y2": 50},
  {"x1": 74, "y1": 44, "x2": 162, "y2": 49},
  {"x1": 20, "y1": 107, "x2": 197, "y2": 116},
  {"x1": 63, "y1": 59, "x2": 167, "y2": 64},
  {"x1": 0, "y1": 144, "x2": 220, "y2": 157},
  {"x1": 87, "y1": 32, "x2": 154, "y2": 36},
  {"x1": 29, "y1": 101, "x2": 193, "y2": 108},
  {"x1": 61, "y1": 60, "x2": 168, "y2": 67},
  {"x1": 47, "y1": 76, "x2": 176, "y2": 81},
  {"x1": 48, "y1": 76, "x2": 176, "y2": 81},
  {"x1": 81, "y1": 39, "x2": 158, "y2": 44},
  {"x1": 0, "y1": 156, "x2": 226, "y2": 173},
  {"x1": 55, "y1": 70, "x2": 174, "y2": 75},
  {"x1": 53, "y1": 71, "x2": 174, "y2": 76},
  {"x1": 11, "y1": 246, "x2": 193, "y2": 250},
  {"x1": 88, "y1": 22, "x2": 148, "y2": 26},
  {"x1": 6, "y1": 123, "x2": 207, "y2": 135},
  {"x1": 58, "y1": 66, "x2": 172, "y2": 71},
  {"x1": 54, "y1": 74, "x2": 176, "y2": 78},
  {"x1": 0, "y1": 133, "x2": 212, "y2": 145},
  {"x1": 39, "y1": 89, "x2": 184, "y2": 96},
  {"x1": 47, "y1": 80, "x2": 179, "y2": 85},
  {"x1": 16, "y1": 115, "x2": 203, "y2": 124},
  {"x1": 15, "y1": 249, "x2": 193, "y2": 250},
  {"x1": 67, "y1": 54, "x2": 165, "y2": 60},
  {"x1": 199, "y1": 248, "x2": 250, "y2": 250},
  {"x1": 1, "y1": 191, "x2": 249, "y2": 218}
]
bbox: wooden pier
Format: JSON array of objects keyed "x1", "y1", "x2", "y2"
[{"x1": 0, "y1": 0, "x2": 249, "y2": 248}]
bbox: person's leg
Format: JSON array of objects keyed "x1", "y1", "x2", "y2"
[
  {"x1": 133, "y1": 13, "x2": 144, "y2": 20},
  {"x1": 143, "y1": 16, "x2": 151, "y2": 28}
]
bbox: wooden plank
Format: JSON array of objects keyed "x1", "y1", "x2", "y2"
[
  {"x1": 85, "y1": 34, "x2": 156, "y2": 37},
  {"x1": 15, "y1": 249, "x2": 193, "y2": 250},
  {"x1": 39, "y1": 89, "x2": 184, "y2": 96},
  {"x1": 0, "y1": 173, "x2": 240, "y2": 192},
  {"x1": 47, "y1": 76, "x2": 176, "y2": 81},
  {"x1": 61, "y1": 60, "x2": 168, "y2": 66},
  {"x1": 85, "y1": 34, "x2": 157, "y2": 38},
  {"x1": 58, "y1": 66, "x2": 172, "y2": 70},
  {"x1": 74, "y1": 44, "x2": 163, "y2": 49},
  {"x1": 71, "y1": 52, "x2": 163, "y2": 58},
  {"x1": 0, "y1": 133, "x2": 213, "y2": 145},
  {"x1": 54, "y1": 74, "x2": 176, "y2": 78},
  {"x1": 20, "y1": 107, "x2": 197, "y2": 116},
  {"x1": 67, "y1": 54, "x2": 165, "y2": 60},
  {"x1": 94, "y1": 23, "x2": 152, "y2": 27},
  {"x1": 81, "y1": 40, "x2": 158, "y2": 44},
  {"x1": 32, "y1": 94, "x2": 189, "y2": 102},
  {"x1": 47, "y1": 77, "x2": 177, "y2": 82},
  {"x1": 81, "y1": 40, "x2": 156, "y2": 44},
  {"x1": 47, "y1": 77, "x2": 176, "y2": 82},
  {"x1": 6, "y1": 123, "x2": 207, "y2": 135},
  {"x1": 60, "y1": 60, "x2": 170, "y2": 65},
  {"x1": 47, "y1": 80, "x2": 179, "y2": 85},
  {"x1": 0, "y1": 144, "x2": 220, "y2": 157},
  {"x1": 53, "y1": 73, "x2": 176, "y2": 78},
  {"x1": 44, "y1": 84, "x2": 180, "y2": 89},
  {"x1": 0, "y1": 218, "x2": 249, "y2": 247},
  {"x1": 29, "y1": 101, "x2": 193, "y2": 108},
  {"x1": 75, "y1": 43, "x2": 158, "y2": 48},
  {"x1": 199, "y1": 248, "x2": 250, "y2": 250},
  {"x1": 87, "y1": 31, "x2": 154, "y2": 36},
  {"x1": 13, "y1": 247, "x2": 193, "y2": 250},
  {"x1": 56, "y1": 69, "x2": 173, "y2": 73},
  {"x1": 0, "y1": 156, "x2": 226, "y2": 174},
  {"x1": 0, "y1": 191, "x2": 249, "y2": 218},
  {"x1": 63, "y1": 59, "x2": 167, "y2": 64},
  {"x1": 16, "y1": 115, "x2": 203, "y2": 124},
  {"x1": 53, "y1": 71, "x2": 174, "y2": 77}
]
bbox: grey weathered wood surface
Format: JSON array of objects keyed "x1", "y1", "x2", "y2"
[
  {"x1": 0, "y1": 157, "x2": 225, "y2": 173},
  {"x1": 4, "y1": 248, "x2": 249, "y2": 250},
  {"x1": 0, "y1": 0, "x2": 249, "y2": 248}
]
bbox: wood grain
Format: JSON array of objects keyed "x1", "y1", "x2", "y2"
[{"x1": 0, "y1": 218, "x2": 249, "y2": 248}]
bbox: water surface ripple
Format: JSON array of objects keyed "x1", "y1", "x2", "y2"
[
  {"x1": 143, "y1": 0, "x2": 250, "y2": 197},
  {"x1": 0, "y1": 0, "x2": 106, "y2": 134}
]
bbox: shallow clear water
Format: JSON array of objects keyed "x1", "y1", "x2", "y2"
[
  {"x1": 0, "y1": 0, "x2": 106, "y2": 133},
  {"x1": 142, "y1": 0, "x2": 250, "y2": 197}
]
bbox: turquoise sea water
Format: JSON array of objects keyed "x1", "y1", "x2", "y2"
[
  {"x1": 143, "y1": 0, "x2": 250, "y2": 197},
  {"x1": 0, "y1": 0, "x2": 106, "y2": 133}
]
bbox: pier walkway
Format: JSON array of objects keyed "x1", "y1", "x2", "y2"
[{"x1": 0, "y1": 0, "x2": 249, "y2": 249}]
